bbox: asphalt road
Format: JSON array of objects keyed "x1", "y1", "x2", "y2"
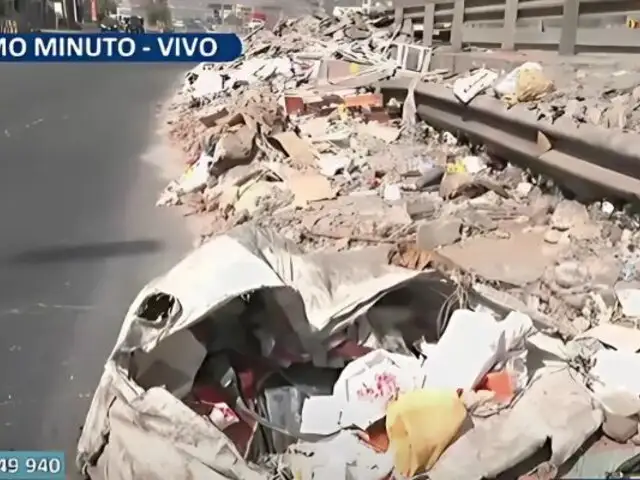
[{"x1": 0, "y1": 64, "x2": 191, "y2": 461}]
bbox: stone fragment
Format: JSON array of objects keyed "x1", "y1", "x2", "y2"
[
  {"x1": 501, "y1": 165, "x2": 524, "y2": 187},
  {"x1": 562, "y1": 293, "x2": 586, "y2": 310},
  {"x1": 494, "y1": 230, "x2": 511, "y2": 239},
  {"x1": 464, "y1": 210, "x2": 497, "y2": 231},
  {"x1": 439, "y1": 172, "x2": 473, "y2": 199},
  {"x1": 550, "y1": 200, "x2": 589, "y2": 231},
  {"x1": 586, "y1": 106, "x2": 603, "y2": 125},
  {"x1": 631, "y1": 430, "x2": 640, "y2": 445},
  {"x1": 604, "y1": 102, "x2": 628, "y2": 129},
  {"x1": 572, "y1": 315, "x2": 591, "y2": 333},
  {"x1": 405, "y1": 196, "x2": 438, "y2": 221},
  {"x1": 565, "y1": 98, "x2": 582, "y2": 117},
  {"x1": 526, "y1": 193, "x2": 555, "y2": 226},
  {"x1": 416, "y1": 218, "x2": 462, "y2": 250},
  {"x1": 603, "y1": 413, "x2": 638, "y2": 443},
  {"x1": 543, "y1": 229, "x2": 562, "y2": 244},
  {"x1": 554, "y1": 261, "x2": 590, "y2": 289},
  {"x1": 569, "y1": 222, "x2": 601, "y2": 241},
  {"x1": 383, "y1": 184, "x2": 402, "y2": 203},
  {"x1": 603, "y1": 223, "x2": 623, "y2": 243},
  {"x1": 515, "y1": 182, "x2": 533, "y2": 198},
  {"x1": 585, "y1": 255, "x2": 622, "y2": 287},
  {"x1": 615, "y1": 281, "x2": 640, "y2": 317}
]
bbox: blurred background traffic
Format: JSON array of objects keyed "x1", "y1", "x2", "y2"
[{"x1": 0, "y1": 0, "x2": 388, "y2": 34}]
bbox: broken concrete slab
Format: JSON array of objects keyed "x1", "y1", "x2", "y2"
[
  {"x1": 416, "y1": 218, "x2": 462, "y2": 250},
  {"x1": 270, "y1": 131, "x2": 317, "y2": 166},
  {"x1": 438, "y1": 228, "x2": 563, "y2": 286}
]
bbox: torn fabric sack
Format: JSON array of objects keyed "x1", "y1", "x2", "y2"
[{"x1": 76, "y1": 225, "x2": 449, "y2": 480}]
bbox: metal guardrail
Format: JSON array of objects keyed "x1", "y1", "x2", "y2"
[
  {"x1": 392, "y1": 0, "x2": 640, "y2": 54},
  {"x1": 380, "y1": 77, "x2": 640, "y2": 207}
]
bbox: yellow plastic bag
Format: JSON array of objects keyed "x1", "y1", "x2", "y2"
[
  {"x1": 386, "y1": 389, "x2": 467, "y2": 477},
  {"x1": 445, "y1": 160, "x2": 467, "y2": 174},
  {"x1": 504, "y1": 68, "x2": 555, "y2": 107}
]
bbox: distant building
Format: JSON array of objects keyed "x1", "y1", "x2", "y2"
[
  {"x1": 0, "y1": 0, "x2": 54, "y2": 29},
  {"x1": 234, "y1": 3, "x2": 250, "y2": 21},
  {"x1": 207, "y1": 2, "x2": 233, "y2": 23},
  {"x1": 222, "y1": 11, "x2": 241, "y2": 26},
  {"x1": 0, "y1": 0, "x2": 9, "y2": 17}
]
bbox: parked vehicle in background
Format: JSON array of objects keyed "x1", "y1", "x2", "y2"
[
  {"x1": 158, "y1": 20, "x2": 174, "y2": 33},
  {"x1": 246, "y1": 18, "x2": 264, "y2": 30},
  {"x1": 116, "y1": 6, "x2": 132, "y2": 23},
  {"x1": 99, "y1": 16, "x2": 119, "y2": 32},
  {"x1": 250, "y1": 11, "x2": 266, "y2": 22},
  {"x1": 115, "y1": 6, "x2": 145, "y2": 30},
  {"x1": 125, "y1": 15, "x2": 144, "y2": 33},
  {"x1": 173, "y1": 19, "x2": 186, "y2": 32}
]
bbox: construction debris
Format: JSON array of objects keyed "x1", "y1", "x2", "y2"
[{"x1": 78, "y1": 11, "x2": 640, "y2": 480}]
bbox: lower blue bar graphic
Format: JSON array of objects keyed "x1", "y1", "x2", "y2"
[
  {"x1": 0, "y1": 452, "x2": 64, "y2": 479},
  {"x1": 0, "y1": 33, "x2": 243, "y2": 63}
]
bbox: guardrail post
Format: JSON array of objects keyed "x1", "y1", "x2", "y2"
[
  {"x1": 394, "y1": 5, "x2": 403, "y2": 26},
  {"x1": 450, "y1": 0, "x2": 465, "y2": 52},
  {"x1": 423, "y1": 1, "x2": 435, "y2": 46},
  {"x1": 323, "y1": 0, "x2": 334, "y2": 15},
  {"x1": 501, "y1": 0, "x2": 518, "y2": 49},
  {"x1": 559, "y1": 0, "x2": 579, "y2": 55}
]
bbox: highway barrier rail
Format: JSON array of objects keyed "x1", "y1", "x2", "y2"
[
  {"x1": 392, "y1": 0, "x2": 640, "y2": 54},
  {"x1": 380, "y1": 76, "x2": 640, "y2": 205}
]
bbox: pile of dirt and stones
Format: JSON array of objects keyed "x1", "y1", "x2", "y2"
[{"x1": 162, "y1": 13, "x2": 640, "y2": 339}]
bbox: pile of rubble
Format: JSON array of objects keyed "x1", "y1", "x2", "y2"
[
  {"x1": 160, "y1": 13, "x2": 640, "y2": 338},
  {"x1": 77, "y1": 12, "x2": 640, "y2": 480},
  {"x1": 440, "y1": 59, "x2": 640, "y2": 130}
]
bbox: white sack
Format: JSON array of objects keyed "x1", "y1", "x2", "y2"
[{"x1": 77, "y1": 225, "x2": 433, "y2": 479}]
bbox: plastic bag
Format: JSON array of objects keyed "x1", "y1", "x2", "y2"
[{"x1": 386, "y1": 389, "x2": 467, "y2": 476}]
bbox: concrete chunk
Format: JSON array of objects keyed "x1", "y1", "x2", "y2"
[{"x1": 416, "y1": 218, "x2": 462, "y2": 250}]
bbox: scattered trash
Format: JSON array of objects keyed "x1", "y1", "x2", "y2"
[
  {"x1": 453, "y1": 69, "x2": 498, "y2": 104},
  {"x1": 75, "y1": 225, "x2": 613, "y2": 480},
  {"x1": 386, "y1": 389, "x2": 466, "y2": 475},
  {"x1": 80, "y1": 10, "x2": 640, "y2": 480},
  {"x1": 494, "y1": 62, "x2": 555, "y2": 107}
]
